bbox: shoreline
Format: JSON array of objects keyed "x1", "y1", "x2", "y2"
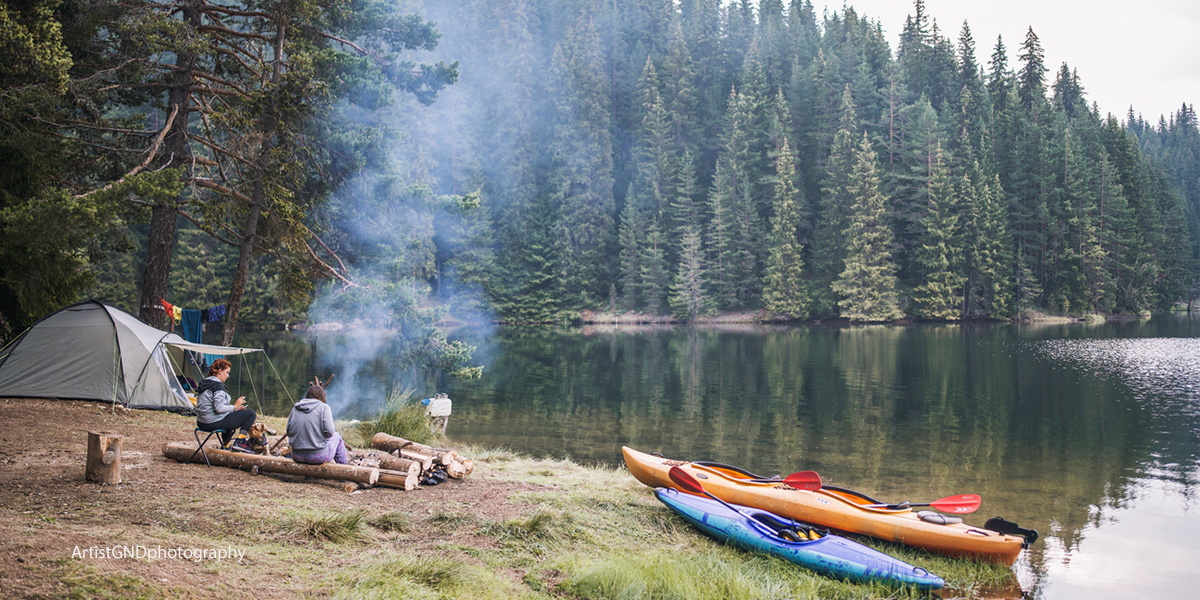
[{"x1": 0, "y1": 396, "x2": 1018, "y2": 599}]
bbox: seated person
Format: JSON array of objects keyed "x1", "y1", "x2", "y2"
[
  {"x1": 287, "y1": 384, "x2": 348, "y2": 465},
  {"x1": 195, "y1": 358, "x2": 256, "y2": 452}
]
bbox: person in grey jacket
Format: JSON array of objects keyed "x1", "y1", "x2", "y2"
[
  {"x1": 286, "y1": 384, "x2": 348, "y2": 464},
  {"x1": 195, "y1": 358, "x2": 256, "y2": 452}
]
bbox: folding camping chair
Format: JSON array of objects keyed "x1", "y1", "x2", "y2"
[{"x1": 189, "y1": 428, "x2": 235, "y2": 467}]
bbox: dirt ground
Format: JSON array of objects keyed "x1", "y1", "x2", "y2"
[{"x1": 0, "y1": 397, "x2": 548, "y2": 599}]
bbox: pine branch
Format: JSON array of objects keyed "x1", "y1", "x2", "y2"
[{"x1": 74, "y1": 103, "x2": 180, "y2": 200}]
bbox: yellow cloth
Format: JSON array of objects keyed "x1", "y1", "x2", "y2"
[{"x1": 172, "y1": 306, "x2": 182, "y2": 323}]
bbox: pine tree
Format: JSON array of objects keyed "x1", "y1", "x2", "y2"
[
  {"x1": 811, "y1": 87, "x2": 858, "y2": 315},
  {"x1": 763, "y1": 138, "x2": 808, "y2": 318},
  {"x1": 547, "y1": 15, "x2": 616, "y2": 308},
  {"x1": 1058, "y1": 132, "x2": 1111, "y2": 312},
  {"x1": 1017, "y1": 27, "x2": 1047, "y2": 110},
  {"x1": 987, "y1": 35, "x2": 1010, "y2": 113},
  {"x1": 640, "y1": 219, "x2": 671, "y2": 313},
  {"x1": 833, "y1": 134, "x2": 904, "y2": 321},
  {"x1": 911, "y1": 145, "x2": 963, "y2": 319},
  {"x1": 706, "y1": 156, "x2": 739, "y2": 309},
  {"x1": 670, "y1": 226, "x2": 710, "y2": 319}
]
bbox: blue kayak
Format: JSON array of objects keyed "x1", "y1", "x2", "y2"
[{"x1": 655, "y1": 487, "x2": 944, "y2": 589}]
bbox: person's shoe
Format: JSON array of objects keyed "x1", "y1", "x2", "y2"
[{"x1": 231, "y1": 438, "x2": 254, "y2": 453}]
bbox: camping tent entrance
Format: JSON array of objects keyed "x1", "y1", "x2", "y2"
[{"x1": 0, "y1": 300, "x2": 263, "y2": 412}]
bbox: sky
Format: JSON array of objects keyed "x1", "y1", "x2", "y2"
[{"x1": 818, "y1": 0, "x2": 1200, "y2": 123}]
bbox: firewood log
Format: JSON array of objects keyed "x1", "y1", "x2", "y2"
[
  {"x1": 162, "y1": 442, "x2": 379, "y2": 485},
  {"x1": 396, "y1": 449, "x2": 433, "y2": 471},
  {"x1": 460, "y1": 458, "x2": 474, "y2": 476},
  {"x1": 378, "y1": 454, "x2": 420, "y2": 473},
  {"x1": 376, "y1": 464, "x2": 421, "y2": 491},
  {"x1": 370, "y1": 432, "x2": 437, "y2": 455},
  {"x1": 445, "y1": 460, "x2": 467, "y2": 479}
]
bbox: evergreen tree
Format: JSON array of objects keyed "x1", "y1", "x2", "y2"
[
  {"x1": 670, "y1": 226, "x2": 709, "y2": 319},
  {"x1": 1057, "y1": 132, "x2": 1111, "y2": 312},
  {"x1": 547, "y1": 15, "x2": 616, "y2": 308},
  {"x1": 833, "y1": 134, "x2": 904, "y2": 321},
  {"x1": 911, "y1": 145, "x2": 964, "y2": 319},
  {"x1": 706, "y1": 155, "x2": 739, "y2": 309},
  {"x1": 640, "y1": 219, "x2": 671, "y2": 313},
  {"x1": 763, "y1": 138, "x2": 808, "y2": 318},
  {"x1": 811, "y1": 88, "x2": 859, "y2": 315},
  {"x1": 1017, "y1": 27, "x2": 1047, "y2": 110},
  {"x1": 987, "y1": 35, "x2": 1010, "y2": 113}
]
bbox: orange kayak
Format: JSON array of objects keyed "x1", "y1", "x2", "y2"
[{"x1": 623, "y1": 446, "x2": 1033, "y2": 566}]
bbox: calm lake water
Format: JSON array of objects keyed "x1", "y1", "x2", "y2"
[{"x1": 227, "y1": 316, "x2": 1200, "y2": 599}]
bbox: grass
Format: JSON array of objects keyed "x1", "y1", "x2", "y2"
[
  {"x1": 279, "y1": 508, "x2": 368, "y2": 543},
  {"x1": 355, "y1": 386, "x2": 438, "y2": 446},
  {"x1": 33, "y1": 404, "x2": 1019, "y2": 600},
  {"x1": 368, "y1": 511, "x2": 413, "y2": 533}
]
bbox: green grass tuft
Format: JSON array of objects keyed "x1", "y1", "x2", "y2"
[
  {"x1": 367, "y1": 511, "x2": 412, "y2": 533},
  {"x1": 357, "y1": 387, "x2": 437, "y2": 446},
  {"x1": 280, "y1": 508, "x2": 367, "y2": 543}
]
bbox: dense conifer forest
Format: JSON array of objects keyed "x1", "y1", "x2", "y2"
[
  {"x1": 403, "y1": 0, "x2": 1198, "y2": 322},
  {"x1": 2, "y1": 0, "x2": 1197, "y2": 338}
]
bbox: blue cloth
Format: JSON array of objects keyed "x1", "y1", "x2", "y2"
[{"x1": 181, "y1": 309, "x2": 202, "y2": 343}]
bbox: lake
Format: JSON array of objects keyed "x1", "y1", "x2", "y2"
[{"x1": 226, "y1": 316, "x2": 1200, "y2": 599}]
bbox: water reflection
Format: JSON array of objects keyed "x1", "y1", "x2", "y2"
[{"x1": 226, "y1": 316, "x2": 1199, "y2": 599}]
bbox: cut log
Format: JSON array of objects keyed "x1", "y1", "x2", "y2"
[
  {"x1": 445, "y1": 460, "x2": 467, "y2": 479},
  {"x1": 378, "y1": 454, "x2": 420, "y2": 473},
  {"x1": 371, "y1": 432, "x2": 435, "y2": 455},
  {"x1": 431, "y1": 448, "x2": 459, "y2": 465},
  {"x1": 397, "y1": 449, "x2": 433, "y2": 471},
  {"x1": 86, "y1": 431, "x2": 123, "y2": 484},
  {"x1": 461, "y1": 458, "x2": 474, "y2": 476},
  {"x1": 162, "y1": 442, "x2": 379, "y2": 486},
  {"x1": 377, "y1": 464, "x2": 421, "y2": 491}
]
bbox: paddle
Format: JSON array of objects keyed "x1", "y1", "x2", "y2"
[
  {"x1": 669, "y1": 466, "x2": 821, "y2": 542},
  {"x1": 864, "y1": 494, "x2": 982, "y2": 514},
  {"x1": 749, "y1": 470, "x2": 823, "y2": 491}
]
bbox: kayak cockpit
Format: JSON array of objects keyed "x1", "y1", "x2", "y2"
[{"x1": 749, "y1": 511, "x2": 827, "y2": 543}]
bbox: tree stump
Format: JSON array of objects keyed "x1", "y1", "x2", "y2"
[{"x1": 86, "y1": 431, "x2": 123, "y2": 484}]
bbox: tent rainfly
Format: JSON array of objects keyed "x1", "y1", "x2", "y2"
[{"x1": 0, "y1": 300, "x2": 260, "y2": 412}]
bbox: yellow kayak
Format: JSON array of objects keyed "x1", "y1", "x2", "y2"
[{"x1": 623, "y1": 446, "x2": 1033, "y2": 566}]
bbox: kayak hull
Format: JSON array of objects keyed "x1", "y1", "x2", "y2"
[
  {"x1": 655, "y1": 487, "x2": 945, "y2": 589},
  {"x1": 625, "y1": 446, "x2": 1025, "y2": 566}
]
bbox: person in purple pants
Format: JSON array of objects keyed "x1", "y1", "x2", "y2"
[{"x1": 286, "y1": 385, "x2": 348, "y2": 465}]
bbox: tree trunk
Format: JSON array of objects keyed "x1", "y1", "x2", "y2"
[
  {"x1": 138, "y1": 0, "x2": 199, "y2": 329},
  {"x1": 222, "y1": 190, "x2": 263, "y2": 345},
  {"x1": 222, "y1": 18, "x2": 286, "y2": 345},
  {"x1": 139, "y1": 204, "x2": 178, "y2": 329},
  {"x1": 86, "y1": 431, "x2": 123, "y2": 484}
]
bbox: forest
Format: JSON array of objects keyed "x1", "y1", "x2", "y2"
[{"x1": 2, "y1": 0, "x2": 1198, "y2": 343}]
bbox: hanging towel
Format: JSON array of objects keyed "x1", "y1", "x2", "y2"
[
  {"x1": 207, "y1": 304, "x2": 226, "y2": 322},
  {"x1": 171, "y1": 305, "x2": 182, "y2": 322},
  {"x1": 181, "y1": 309, "x2": 202, "y2": 343}
]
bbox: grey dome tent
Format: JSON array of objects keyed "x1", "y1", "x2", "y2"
[{"x1": 0, "y1": 300, "x2": 260, "y2": 412}]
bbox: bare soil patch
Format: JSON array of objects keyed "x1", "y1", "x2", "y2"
[{"x1": 0, "y1": 397, "x2": 549, "y2": 599}]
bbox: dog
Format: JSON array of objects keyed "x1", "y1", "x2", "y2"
[{"x1": 247, "y1": 423, "x2": 271, "y2": 455}]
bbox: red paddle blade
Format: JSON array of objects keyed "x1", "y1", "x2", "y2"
[
  {"x1": 668, "y1": 466, "x2": 706, "y2": 495},
  {"x1": 782, "y1": 470, "x2": 822, "y2": 491},
  {"x1": 930, "y1": 494, "x2": 982, "y2": 514}
]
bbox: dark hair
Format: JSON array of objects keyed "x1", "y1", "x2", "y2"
[
  {"x1": 305, "y1": 384, "x2": 326, "y2": 402},
  {"x1": 207, "y1": 358, "x2": 232, "y2": 377}
]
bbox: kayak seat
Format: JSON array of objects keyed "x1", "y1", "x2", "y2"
[{"x1": 918, "y1": 510, "x2": 963, "y2": 525}]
